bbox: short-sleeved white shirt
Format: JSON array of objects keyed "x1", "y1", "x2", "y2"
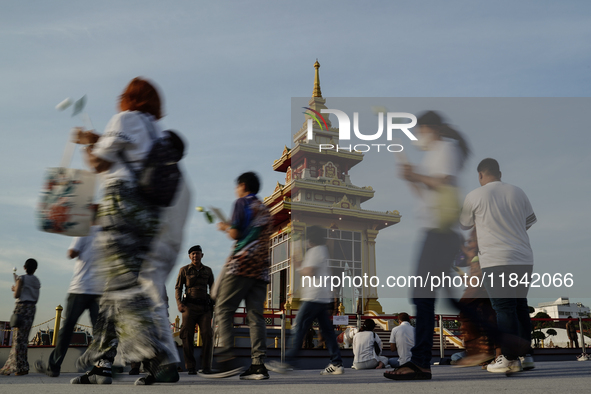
[
  {"x1": 389, "y1": 321, "x2": 415, "y2": 365},
  {"x1": 68, "y1": 225, "x2": 103, "y2": 295},
  {"x1": 415, "y1": 139, "x2": 461, "y2": 229},
  {"x1": 17, "y1": 274, "x2": 41, "y2": 303},
  {"x1": 299, "y1": 245, "x2": 332, "y2": 302},
  {"x1": 92, "y1": 110, "x2": 164, "y2": 183},
  {"x1": 353, "y1": 330, "x2": 383, "y2": 364},
  {"x1": 459, "y1": 181, "x2": 537, "y2": 269}
]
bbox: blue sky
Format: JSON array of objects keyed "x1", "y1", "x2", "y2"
[{"x1": 1, "y1": 1, "x2": 590, "y2": 330}]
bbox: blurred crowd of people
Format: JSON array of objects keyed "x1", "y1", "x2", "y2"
[{"x1": 1, "y1": 79, "x2": 547, "y2": 384}]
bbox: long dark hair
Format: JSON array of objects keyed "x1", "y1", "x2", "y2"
[
  {"x1": 417, "y1": 110, "x2": 470, "y2": 167},
  {"x1": 361, "y1": 319, "x2": 376, "y2": 332}
]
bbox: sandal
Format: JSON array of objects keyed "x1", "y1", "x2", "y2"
[{"x1": 384, "y1": 362, "x2": 432, "y2": 380}]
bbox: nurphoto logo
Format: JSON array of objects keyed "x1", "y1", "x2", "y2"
[{"x1": 305, "y1": 108, "x2": 418, "y2": 153}]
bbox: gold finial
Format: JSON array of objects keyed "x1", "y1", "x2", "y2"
[{"x1": 313, "y1": 59, "x2": 322, "y2": 97}]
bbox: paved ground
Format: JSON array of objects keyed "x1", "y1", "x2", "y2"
[{"x1": 1, "y1": 361, "x2": 590, "y2": 394}]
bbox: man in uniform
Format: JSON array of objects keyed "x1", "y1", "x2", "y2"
[{"x1": 175, "y1": 245, "x2": 214, "y2": 374}]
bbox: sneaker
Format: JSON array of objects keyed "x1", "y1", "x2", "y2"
[
  {"x1": 320, "y1": 364, "x2": 344, "y2": 375},
  {"x1": 129, "y1": 367, "x2": 140, "y2": 375},
  {"x1": 453, "y1": 353, "x2": 495, "y2": 368},
  {"x1": 520, "y1": 355, "x2": 535, "y2": 370},
  {"x1": 198, "y1": 356, "x2": 244, "y2": 379},
  {"x1": 239, "y1": 364, "x2": 270, "y2": 380},
  {"x1": 70, "y1": 366, "x2": 113, "y2": 384},
  {"x1": 34, "y1": 360, "x2": 60, "y2": 377},
  {"x1": 486, "y1": 355, "x2": 522, "y2": 373},
  {"x1": 187, "y1": 368, "x2": 197, "y2": 375},
  {"x1": 134, "y1": 374, "x2": 156, "y2": 385},
  {"x1": 152, "y1": 363, "x2": 180, "y2": 383},
  {"x1": 266, "y1": 360, "x2": 293, "y2": 374}
]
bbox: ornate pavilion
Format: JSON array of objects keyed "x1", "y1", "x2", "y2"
[{"x1": 264, "y1": 61, "x2": 401, "y2": 314}]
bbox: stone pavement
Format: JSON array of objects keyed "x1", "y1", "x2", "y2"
[{"x1": 0, "y1": 361, "x2": 590, "y2": 394}]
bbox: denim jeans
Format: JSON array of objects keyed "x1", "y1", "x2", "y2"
[
  {"x1": 287, "y1": 301, "x2": 342, "y2": 366},
  {"x1": 49, "y1": 293, "x2": 100, "y2": 371},
  {"x1": 214, "y1": 274, "x2": 267, "y2": 365},
  {"x1": 388, "y1": 358, "x2": 400, "y2": 368},
  {"x1": 482, "y1": 265, "x2": 533, "y2": 360},
  {"x1": 410, "y1": 230, "x2": 460, "y2": 370}
]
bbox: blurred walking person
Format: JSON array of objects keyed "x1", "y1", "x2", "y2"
[
  {"x1": 267, "y1": 225, "x2": 344, "y2": 375},
  {"x1": 133, "y1": 146, "x2": 191, "y2": 384},
  {"x1": 71, "y1": 77, "x2": 182, "y2": 385},
  {"x1": 454, "y1": 230, "x2": 497, "y2": 367},
  {"x1": 385, "y1": 111, "x2": 470, "y2": 380},
  {"x1": 35, "y1": 227, "x2": 102, "y2": 377},
  {"x1": 202, "y1": 172, "x2": 273, "y2": 380}
]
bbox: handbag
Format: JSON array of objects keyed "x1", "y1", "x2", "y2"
[
  {"x1": 10, "y1": 312, "x2": 23, "y2": 329},
  {"x1": 435, "y1": 184, "x2": 461, "y2": 232},
  {"x1": 36, "y1": 139, "x2": 97, "y2": 236},
  {"x1": 373, "y1": 332, "x2": 381, "y2": 356}
]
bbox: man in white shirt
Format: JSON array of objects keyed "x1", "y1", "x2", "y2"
[
  {"x1": 267, "y1": 225, "x2": 344, "y2": 376},
  {"x1": 459, "y1": 158, "x2": 536, "y2": 374},
  {"x1": 35, "y1": 226, "x2": 102, "y2": 377},
  {"x1": 388, "y1": 313, "x2": 415, "y2": 368}
]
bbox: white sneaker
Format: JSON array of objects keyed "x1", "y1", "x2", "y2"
[
  {"x1": 320, "y1": 364, "x2": 344, "y2": 375},
  {"x1": 486, "y1": 355, "x2": 522, "y2": 373},
  {"x1": 519, "y1": 355, "x2": 535, "y2": 370}
]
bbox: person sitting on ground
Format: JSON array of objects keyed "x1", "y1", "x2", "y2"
[
  {"x1": 352, "y1": 319, "x2": 388, "y2": 369},
  {"x1": 388, "y1": 313, "x2": 415, "y2": 368}
]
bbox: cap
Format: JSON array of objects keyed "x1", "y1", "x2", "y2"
[{"x1": 188, "y1": 245, "x2": 202, "y2": 254}]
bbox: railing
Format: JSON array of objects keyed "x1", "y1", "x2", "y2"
[{"x1": 5, "y1": 305, "x2": 590, "y2": 359}]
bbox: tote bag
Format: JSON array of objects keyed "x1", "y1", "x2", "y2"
[{"x1": 36, "y1": 141, "x2": 96, "y2": 236}]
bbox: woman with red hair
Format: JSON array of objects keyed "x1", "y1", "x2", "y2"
[{"x1": 69, "y1": 78, "x2": 172, "y2": 385}]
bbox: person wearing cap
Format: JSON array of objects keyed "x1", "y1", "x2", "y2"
[{"x1": 175, "y1": 245, "x2": 214, "y2": 375}]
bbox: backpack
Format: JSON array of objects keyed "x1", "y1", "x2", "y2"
[{"x1": 120, "y1": 115, "x2": 183, "y2": 207}]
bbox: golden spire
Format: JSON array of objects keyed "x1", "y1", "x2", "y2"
[{"x1": 313, "y1": 59, "x2": 322, "y2": 98}]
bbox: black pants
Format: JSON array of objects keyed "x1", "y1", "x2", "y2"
[
  {"x1": 180, "y1": 304, "x2": 212, "y2": 370},
  {"x1": 48, "y1": 293, "x2": 100, "y2": 371},
  {"x1": 411, "y1": 230, "x2": 460, "y2": 369}
]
